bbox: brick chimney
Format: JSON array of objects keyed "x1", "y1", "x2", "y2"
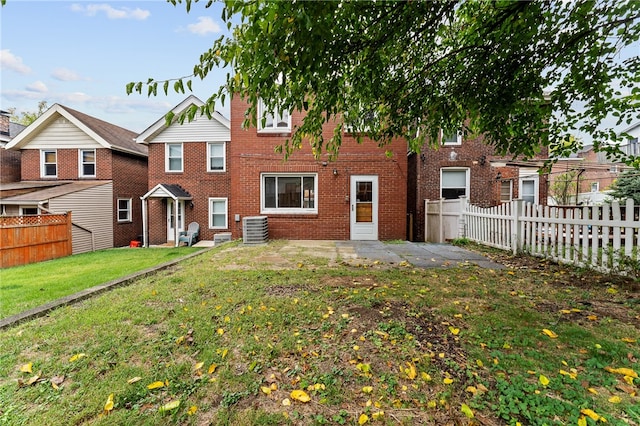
[{"x1": 0, "y1": 110, "x2": 10, "y2": 137}]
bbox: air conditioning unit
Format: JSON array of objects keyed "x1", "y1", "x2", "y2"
[{"x1": 243, "y1": 216, "x2": 268, "y2": 244}]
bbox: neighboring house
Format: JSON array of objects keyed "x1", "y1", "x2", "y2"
[
  {"x1": 547, "y1": 145, "x2": 631, "y2": 206},
  {"x1": 2, "y1": 104, "x2": 148, "y2": 253},
  {"x1": 620, "y1": 122, "x2": 640, "y2": 158},
  {"x1": 136, "y1": 95, "x2": 231, "y2": 246},
  {"x1": 408, "y1": 131, "x2": 548, "y2": 241},
  {"x1": 229, "y1": 97, "x2": 408, "y2": 241},
  {"x1": 0, "y1": 110, "x2": 26, "y2": 183}
]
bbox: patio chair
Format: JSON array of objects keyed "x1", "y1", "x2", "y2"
[{"x1": 178, "y1": 222, "x2": 200, "y2": 246}]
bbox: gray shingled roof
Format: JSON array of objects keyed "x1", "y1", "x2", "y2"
[{"x1": 63, "y1": 105, "x2": 147, "y2": 157}]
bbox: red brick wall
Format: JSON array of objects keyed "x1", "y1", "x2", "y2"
[
  {"x1": 21, "y1": 148, "x2": 114, "y2": 180},
  {"x1": 229, "y1": 97, "x2": 408, "y2": 241},
  {"x1": 112, "y1": 151, "x2": 148, "y2": 247},
  {"x1": 146, "y1": 141, "x2": 231, "y2": 245},
  {"x1": 0, "y1": 148, "x2": 21, "y2": 183},
  {"x1": 408, "y1": 133, "x2": 548, "y2": 241}
]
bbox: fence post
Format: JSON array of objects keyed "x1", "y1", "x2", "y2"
[
  {"x1": 512, "y1": 199, "x2": 524, "y2": 255},
  {"x1": 458, "y1": 196, "x2": 468, "y2": 239}
]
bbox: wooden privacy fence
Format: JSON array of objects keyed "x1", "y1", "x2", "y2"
[
  {"x1": 460, "y1": 198, "x2": 640, "y2": 274},
  {"x1": 0, "y1": 213, "x2": 73, "y2": 268}
]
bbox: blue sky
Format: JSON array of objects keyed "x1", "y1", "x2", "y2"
[{"x1": 1, "y1": 1, "x2": 231, "y2": 133}]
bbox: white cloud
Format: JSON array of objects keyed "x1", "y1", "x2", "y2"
[
  {"x1": 26, "y1": 81, "x2": 49, "y2": 93},
  {"x1": 0, "y1": 49, "x2": 32, "y2": 74},
  {"x1": 51, "y1": 68, "x2": 86, "y2": 82},
  {"x1": 187, "y1": 16, "x2": 221, "y2": 36},
  {"x1": 70, "y1": 3, "x2": 150, "y2": 20}
]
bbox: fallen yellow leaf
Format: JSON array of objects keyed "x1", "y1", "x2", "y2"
[
  {"x1": 282, "y1": 398, "x2": 291, "y2": 406},
  {"x1": 69, "y1": 353, "x2": 86, "y2": 362},
  {"x1": 261, "y1": 386, "x2": 272, "y2": 395},
  {"x1": 580, "y1": 408, "x2": 602, "y2": 421},
  {"x1": 605, "y1": 366, "x2": 638, "y2": 378},
  {"x1": 461, "y1": 403, "x2": 474, "y2": 419},
  {"x1": 159, "y1": 400, "x2": 180, "y2": 412},
  {"x1": 194, "y1": 362, "x2": 204, "y2": 371},
  {"x1": 405, "y1": 362, "x2": 417, "y2": 380},
  {"x1": 539, "y1": 375, "x2": 549, "y2": 386},
  {"x1": 362, "y1": 386, "x2": 373, "y2": 394},
  {"x1": 449, "y1": 326, "x2": 460, "y2": 336},
  {"x1": 147, "y1": 381, "x2": 165, "y2": 390},
  {"x1": 290, "y1": 389, "x2": 311, "y2": 402},
  {"x1": 372, "y1": 411, "x2": 384, "y2": 420},
  {"x1": 187, "y1": 405, "x2": 197, "y2": 415},
  {"x1": 127, "y1": 377, "x2": 142, "y2": 384},
  {"x1": 208, "y1": 364, "x2": 217, "y2": 374},
  {"x1": 358, "y1": 413, "x2": 369, "y2": 425},
  {"x1": 443, "y1": 378, "x2": 454, "y2": 384},
  {"x1": 608, "y1": 395, "x2": 621, "y2": 404},
  {"x1": 578, "y1": 416, "x2": 587, "y2": 426},
  {"x1": 19, "y1": 363, "x2": 32, "y2": 373},
  {"x1": 542, "y1": 329, "x2": 558, "y2": 339},
  {"x1": 104, "y1": 393, "x2": 114, "y2": 412},
  {"x1": 621, "y1": 338, "x2": 636, "y2": 343}
]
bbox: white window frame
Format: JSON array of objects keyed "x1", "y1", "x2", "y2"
[
  {"x1": 440, "y1": 168, "x2": 470, "y2": 200},
  {"x1": 209, "y1": 197, "x2": 228, "y2": 229},
  {"x1": 590, "y1": 182, "x2": 599, "y2": 193},
  {"x1": 20, "y1": 206, "x2": 39, "y2": 215},
  {"x1": 441, "y1": 129, "x2": 463, "y2": 146},
  {"x1": 257, "y1": 99, "x2": 291, "y2": 133},
  {"x1": 117, "y1": 198, "x2": 132, "y2": 222},
  {"x1": 261, "y1": 173, "x2": 318, "y2": 214},
  {"x1": 165, "y1": 143, "x2": 183, "y2": 172},
  {"x1": 208, "y1": 142, "x2": 226, "y2": 172},
  {"x1": 519, "y1": 177, "x2": 539, "y2": 204},
  {"x1": 79, "y1": 149, "x2": 96, "y2": 178},
  {"x1": 500, "y1": 180, "x2": 513, "y2": 203},
  {"x1": 41, "y1": 149, "x2": 57, "y2": 178}
]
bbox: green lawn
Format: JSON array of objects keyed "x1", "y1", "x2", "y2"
[
  {"x1": 0, "y1": 247, "x2": 201, "y2": 318},
  {"x1": 0, "y1": 241, "x2": 638, "y2": 426}
]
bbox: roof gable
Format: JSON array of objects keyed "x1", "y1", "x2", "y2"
[
  {"x1": 136, "y1": 95, "x2": 230, "y2": 144},
  {"x1": 5, "y1": 104, "x2": 147, "y2": 157}
]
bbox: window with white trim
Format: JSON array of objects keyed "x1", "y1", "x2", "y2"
[
  {"x1": 208, "y1": 142, "x2": 226, "y2": 172},
  {"x1": 209, "y1": 197, "x2": 228, "y2": 229},
  {"x1": 441, "y1": 129, "x2": 463, "y2": 146},
  {"x1": 440, "y1": 168, "x2": 469, "y2": 199},
  {"x1": 79, "y1": 149, "x2": 96, "y2": 177},
  {"x1": 117, "y1": 198, "x2": 132, "y2": 222},
  {"x1": 41, "y1": 150, "x2": 57, "y2": 177},
  {"x1": 166, "y1": 143, "x2": 183, "y2": 172},
  {"x1": 261, "y1": 174, "x2": 317, "y2": 213},
  {"x1": 500, "y1": 180, "x2": 513, "y2": 203},
  {"x1": 258, "y1": 99, "x2": 291, "y2": 132},
  {"x1": 520, "y1": 179, "x2": 537, "y2": 204},
  {"x1": 21, "y1": 206, "x2": 39, "y2": 215},
  {"x1": 591, "y1": 182, "x2": 599, "y2": 192}
]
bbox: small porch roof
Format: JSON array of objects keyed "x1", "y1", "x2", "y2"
[{"x1": 141, "y1": 183, "x2": 192, "y2": 201}]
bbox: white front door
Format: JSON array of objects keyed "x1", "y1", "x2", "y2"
[
  {"x1": 167, "y1": 199, "x2": 185, "y2": 241},
  {"x1": 350, "y1": 175, "x2": 378, "y2": 240}
]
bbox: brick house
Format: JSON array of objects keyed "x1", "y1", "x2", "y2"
[
  {"x1": 0, "y1": 110, "x2": 26, "y2": 183},
  {"x1": 2, "y1": 104, "x2": 148, "y2": 252},
  {"x1": 228, "y1": 97, "x2": 408, "y2": 241},
  {"x1": 136, "y1": 95, "x2": 231, "y2": 246},
  {"x1": 408, "y1": 131, "x2": 548, "y2": 241}
]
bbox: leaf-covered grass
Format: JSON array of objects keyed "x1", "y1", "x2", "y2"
[
  {"x1": 0, "y1": 241, "x2": 638, "y2": 425},
  {"x1": 0, "y1": 247, "x2": 201, "y2": 318}
]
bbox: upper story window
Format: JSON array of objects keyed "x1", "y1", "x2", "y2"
[
  {"x1": 258, "y1": 99, "x2": 291, "y2": 133},
  {"x1": 441, "y1": 129, "x2": 463, "y2": 146},
  {"x1": 79, "y1": 149, "x2": 96, "y2": 177},
  {"x1": 261, "y1": 173, "x2": 317, "y2": 214},
  {"x1": 590, "y1": 182, "x2": 599, "y2": 192},
  {"x1": 41, "y1": 150, "x2": 57, "y2": 177},
  {"x1": 440, "y1": 168, "x2": 469, "y2": 199},
  {"x1": 166, "y1": 143, "x2": 183, "y2": 172},
  {"x1": 208, "y1": 142, "x2": 226, "y2": 172}
]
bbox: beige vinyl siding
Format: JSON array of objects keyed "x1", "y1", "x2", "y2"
[
  {"x1": 150, "y1": 114, "x2": 230, "y2": 143},
  {"x1": 21, "y1": 118, "x2": 103, "y2": 149},
  {"x1": 49, "y1": 182, "x2": 113, "y2": 254}
]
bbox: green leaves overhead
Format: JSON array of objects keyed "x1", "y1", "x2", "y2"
[{"x1": 128, "y1": 0, "x2": 640, "y2": 163}]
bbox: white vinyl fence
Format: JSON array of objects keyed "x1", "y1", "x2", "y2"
[{"x1": 425, "y1": 197, "x2": 640, "y2": 274}]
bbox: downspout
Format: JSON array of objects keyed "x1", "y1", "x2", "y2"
[{"x1": 141, "y1": 196, "x2": 148, "y2": 248}]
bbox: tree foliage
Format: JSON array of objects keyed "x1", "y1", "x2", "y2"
[
  {"x1": 549, "y1": 171, "x2": 578, "y2": 205},
  {"x1": 7, "y1": 101, "x2": 48, "y2": 126},
  {"x1": 128, "y1": 0, "x2": 640, "y2": 163},
  {"x1": 608, "y1": 170, "x2": 640, "y2": 203}
]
